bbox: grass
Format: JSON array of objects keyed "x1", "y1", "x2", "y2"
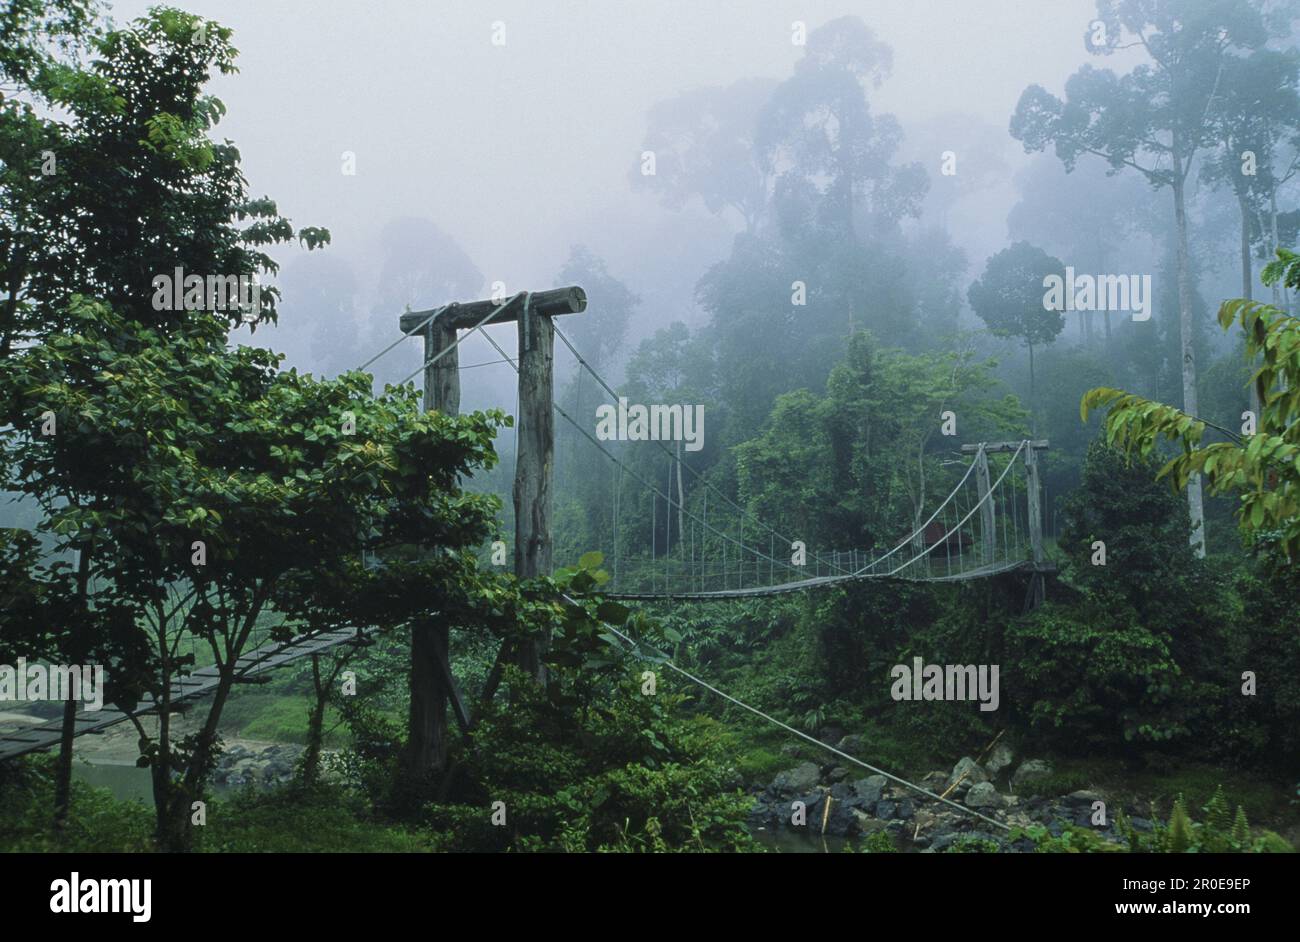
[
  {"x1": 219, "y1": 690, "x2": 350, "y2": 747},
  {"x1": 1024, "y1": 755, "x2": 1296, "y2": 827},
  {"x1": 0, "y1": 755, "x2": 435, "y2": 853}
]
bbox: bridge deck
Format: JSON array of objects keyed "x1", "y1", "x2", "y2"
[
  {"x1": 605, "y1": 559, "x2": 1035, "y2": 601},
  {"x1": 0, "y1": 625, "x2": 371, "y2": 762}
]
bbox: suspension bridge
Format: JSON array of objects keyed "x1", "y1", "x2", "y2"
[
  {"x1": 1, "y1": 284, "x2": 1052, "y2": 832},
  {"x1": 458, "y1": 292, "x2": 1052, "y2": 605}
]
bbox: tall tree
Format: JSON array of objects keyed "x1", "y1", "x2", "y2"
[
  {"x1": 1012, "y1": 0, "x2": 1272, "y2": 556},
  {"x1": 1082, "y1": 246, "x2": 1300, "y2": 561},
  {"x1": 631, "y1": 77, "x2": 777, "y2": 232},
  {"x1": 756, "y1": 16, "x2": 926, "y2": 240},
  {"x1": 0, "y1": 302, "x2": 505, "y2": 849},
  {"x1": 1, "y1": 7, "x2": 326, "y2": 355},
  {"x1": 556, "y1": 245, "x2": 636, "y2": 373},
  {"x1": 967, "y1": 241, "x2": 1067, "y2": 433}
]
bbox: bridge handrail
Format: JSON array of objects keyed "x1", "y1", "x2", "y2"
[
  {"x1": 884, "y1": 439, "x2": 1027, "y2": 578},
  {"x1": 850, "y1": 444, "x2": 982, "y2": 576}
]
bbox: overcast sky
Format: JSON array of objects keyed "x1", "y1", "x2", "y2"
[
  {"x1": 106, "y1": 0, "x2": 1121, "y2": 274},
  {"x1": 99, "y1": 0, "x2": 1141, "y2": 411}
]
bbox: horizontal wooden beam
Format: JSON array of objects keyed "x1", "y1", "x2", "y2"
[
  {"x1": 960, "y1": 440, "x2": 1049, "y2": 454},
  {"x1": 399, "y1": 285, "x2": 587, "y2": 334}
]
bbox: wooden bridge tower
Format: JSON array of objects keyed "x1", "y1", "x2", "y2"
[
  {"x1": 398, "y1": 285, "x2": 587, "y2": 778},
  {"x1": 960, "y1": 439, "x2": 1051, "y2": 610}
]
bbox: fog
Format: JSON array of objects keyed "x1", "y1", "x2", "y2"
[{"x1": 108, "y1": 0, "x2": 1146, "y2": 413}]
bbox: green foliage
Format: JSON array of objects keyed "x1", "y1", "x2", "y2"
[
  {"x1": 0, "y1": 755, "x2": 154, "y2": 853},
  {"x1": 856, "y1": 830, "x2": 898, "y2": 853},
  {"x1": 1166, "y1": 796, "x2": 1193, "y2": 853},
  {"x1": 1082, "y1": 250, "x2": 1300, "y2": 559},
  {"x1": 0, "y1": 5, "x2": 329, "y2": 353},
  {"x1": 424, "y1": 672, "x2": 754, "y2": 852},
  {"x1": 734, "y1": 331, "x2": 1024, "y2": 553},
  {"x1": 968, "y1": 241, "x2": 1066, "y2": 350},
  {"x1": 945, "y1": 835, "x2": 1001, "y2": 854},
  {"x1": 1231, "y1": 805, "x2": 1251, "y2": 847}
]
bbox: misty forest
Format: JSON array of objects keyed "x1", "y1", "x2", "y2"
[{"x1": 1, "y1": 0, "x2": 1299, "y2": 856}]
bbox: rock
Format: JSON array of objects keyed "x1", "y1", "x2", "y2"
[
  {"x1": 851, "y1": 774, "x2": 887, "y2": 807},
  {"x1": 948, "y1": 756, "x2": 990, "y2": 794},
  {"x1": 837, "y1": 734, "x2": 865, "y2": 754},
  {"x1": 964, "y1": 781, "x2": 1004, "y2": 809},
  {"x1": 851, "y1": 811, "x2": 889, "y2": 835},
  {"x1": 1011, "y1": 759, "x2": 1053, "y2": 793},
  {"x1": 1066, "y1": 789, "x2": 1104, "y2": 805},
  {"x1": 921, "y1": 771, "x2": 949, "y2": 791},
  {"x1": 828, "y1": 766, "x2": 851, "y2": 783},
  {"x1": 830, "y1": 782, "x2": 855, "y2": 803},
  {"x1": 912, "y1": 809, "x2": 941, "y2": 834},
  {"x1": 771, "y1": 762, "x2": 821, "y2": 797},
  {"x1": 876, "y1": 800, "x2": 897, "y2": 819},
  {"x1": 984, "y1": 742, "x2": 1014, "y2": 776},
  {"x1": 929, "y1": 832, "x2": 960, "y2": 853},
  {"x1": 895, "y1": 799, "x2": 915, "y2": 820},
  {"x1": 787, "y1": 791, "x2": 857, "y2": 836}
]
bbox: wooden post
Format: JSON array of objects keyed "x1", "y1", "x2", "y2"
[
  {"x1": 406, "y1": 320, "x2": 459, "y2": 778},
  {"x1": 513, "y1": 300, "x2": 554, "y2": 684},
  {"x1": 973, "y1": 444, "x2": 996, "y2": 566},
  {"x1": 1024, "y1": 443, "x2": 1044, "y2": 567},
  {"x1": 1024, "y1": 442, "x2": 1046, "y2": 608},
  {"x1": 961, "y1": 441, "x2": 1050, "y2": 605},
  {"x1": 398, "y1": 287, "x2": 586, "y2": 699}
]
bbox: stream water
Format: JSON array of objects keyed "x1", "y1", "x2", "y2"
[{"x1": 72, "y1": 761, "x2": 239, "y2": 803}]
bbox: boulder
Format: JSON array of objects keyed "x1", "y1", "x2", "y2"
[
  {"x1": 984, "y1": 742, "x2": 1014, "y2": 777},
  {"x1": 771, "y1": 762, "x2": 821, "y2": 797},
  {"x1": 921, "y1": 771, "x2": 949, "y2": 791},
  {"x1": 1010, "y1": 759, "x2": 1053, "y2": 793},
  {"x1": 851, "y1": 811, "x2": 890, "y2": 835},
  {"x1": 1066, "y1": 789, "x2": 1105, "y2": 805},
  {"x1": 828, "y1": 766, "x2": 851, "y2": 783},
  {"x1": 850, "y1": 774, "x2": 888, "y2": 808},
  {"x1": 964, "y1": 781, "x2": 1004, "y2": 809},
  {"x1": 912, "y1": 809, "x2": 941, "y2": 834},
  {"x1": 836, "y1": 734, "x2": 865, "y2": 755},
  {"x1": 788, "y1": 791, "x2": 857, "y2": 835},
  {"x1": 947, "y1": 756, "x2": 990, "y2": 794}
]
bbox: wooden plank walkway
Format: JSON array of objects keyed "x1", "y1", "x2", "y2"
[{"x1": 0, "y1": 625, "x2": 374, "y2": 762}]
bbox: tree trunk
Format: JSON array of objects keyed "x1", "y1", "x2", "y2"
[
  {"x1": 675, "y1": 440, "x2": 685, "y2": 547},
  {"x1": 406, "y1": 320, "x2": 458, "y2": 779},
  {"x1": 405, "y1": 619, "x2": 448, "y2": 783},
  {"x1": 1027, "y1": 340, "x2": 1036, "y2": 437},
  {"x1": 53, "y1": 543, "x2": 92, "y2": 829},
  {"x1": 301, "y1": 654, "x2": 328, "y2": 789},
  {"x1": 52, "y1": 694, "x2": 78, "y2": 829},
  {"x1": 1173, "y1": 175, "x2": 1206, "y2": 557},
  {"x1": 1239, "y1": 191, "x2": 1261, "y2": 421},
  {"x1": 1270, "y1": 189, "x2": 1288, "y2": 312}
]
